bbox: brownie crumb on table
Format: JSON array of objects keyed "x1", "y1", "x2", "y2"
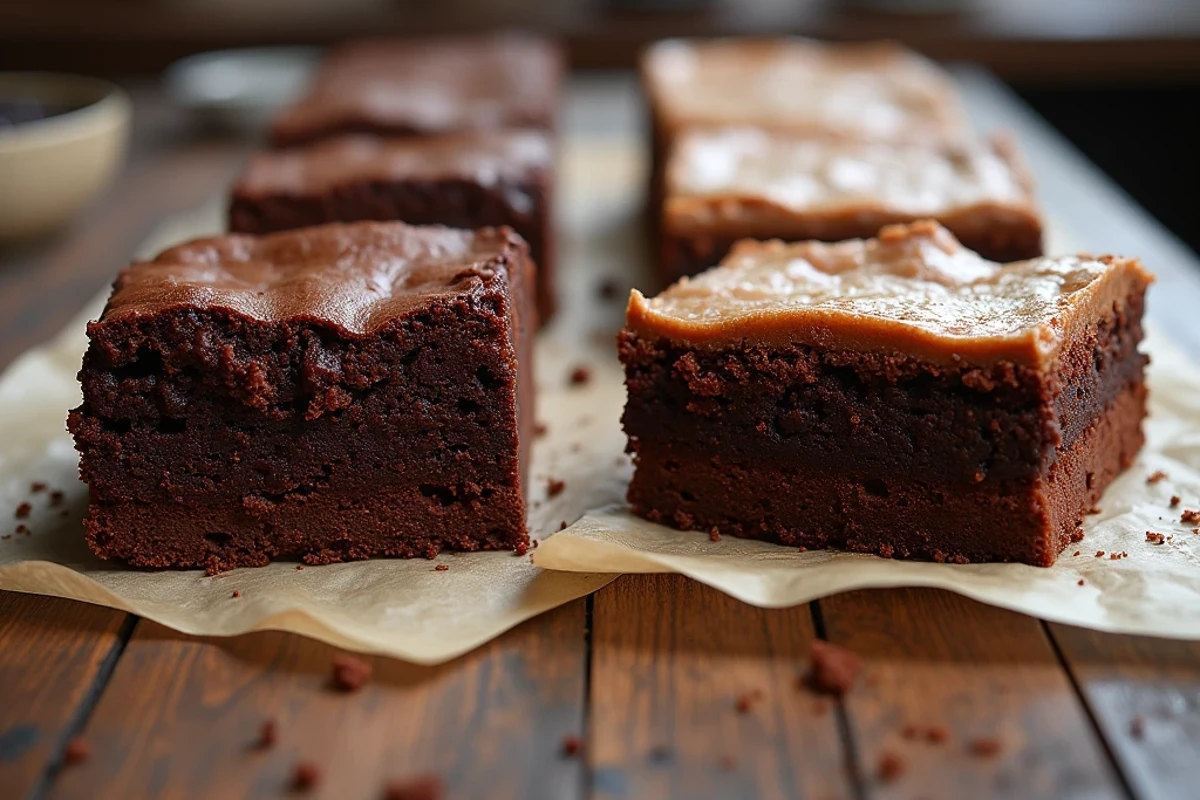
[
  {"x1": 513, "y1": 541, "x2": 529, "y2": 556},
  {"x1": 49, "y1": 490, "x2": 64, "y2": 507},
  {"x1": 968, "y1": 737, "x2": 1003, "y2": 757},
  {"x1": 63, "y1": 737, "x2": 90, "y2": 766},
  {"x1": 293, "y1": 761, "x2": 322, "y2": 791},
  {"x1": 331, "y1": 654, "x2": 372, "y2": 691},
  {"x1": 568, "y1": 366, "x2": 591, "y2": 386},
  {"x1": 734, "y1": 688, "x2": 764, "y2": 713},
  {"x1": 15, "y1": 524, "x2": 29, "y2": 535},
  {"x1": 534, "y1": 422, "x2": 548, "y2": 438},
  {"x1": 598, "y1": 278, "x2": 620, "y2": 301},
  {"x1": 1095, "y1": 550, "x2": 1106, "y2": 557},
  {"x1": 383, "y1": 774, "x2": 444, "y2": 800},
  {"x1": 558, "y1": 520, "x2": 568, "y2": 531},
  {"x1": 230, "y1": 590, "x2": 241, "y2": 599},
  {"x1": 256, "y1": 719, "x2": 278, "y2": 750},
  {"x1": 1170, "y1": 495, "x2": 1181, "y2": 507},
  {"x1": 1078, "y1": 579, "x2": 1086, "y2": 586},
  {"x1": 30, "y1": 482, "x2": 46, "y2": 493},
  {"x1": 546, "y1": 478, "x2": 566, "y2": 497},
  {"x1": 807, "y1": 640, "x2": 862, "y2": 695},
  {"x1": 561, "y1": 734, "x2": 584, "y2": 757},
  {"x1": 14, "y1": 502, "x2": 31, "y2": 519},
  {"x1": 434, "y1": 564, "x2": 449, "y2": 571},
  {"x1": 1147, "y1": 470, "x2": 1169, "y2": 484},
  {"x1": 877, "y1": 750, "x2": 906, "y2": 782},
  {"x1": 1146, "y1": 532, "x2": 1166, "y2": 545},
  {"x1": 1181, "y1": 510, "x2": 1200, "y2": 524}
]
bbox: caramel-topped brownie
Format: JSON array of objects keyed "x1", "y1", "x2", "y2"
[
  {"x1": 660, "y1": 128, "x2": 1042, "y2": 283},
  {"x1": 270, "y1": 34, "x2": 562, "y2": 148},
  {"x1": 68, "y1": 222, "x2": 534, "y2": 572},
  {"x1": 619, "y1": 221, "x2": 1151, "y2": 566},
  {"x1": 230, "y1": 130, "x2": 557, "y2": 321}
]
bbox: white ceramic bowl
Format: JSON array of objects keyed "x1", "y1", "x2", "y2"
[{"x1": 0, "y1": 74, "x2": 131, "y2": 241}]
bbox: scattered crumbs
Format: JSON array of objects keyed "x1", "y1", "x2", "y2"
[
  {"x1": 1094, "y1": 550, "x2": 1106, "y2": 558},
  {"x1": 534, "y1": 422, "x2": 548, "y2": 438},
  {"x1": 1109, "y1": 552, "x2": 1125, "y2": 561},
  {"x1": 968, "y1": 737, "x2": 1002, "y2": 757},
  {"x1": 797, "y1": 545, "x2": 808, "y2": 553},
  {"x1": 1147, "y1": 470, "x2": 1168, "y2": 484},
  {"x1": 597, "y1": 278, "x2": 619, "y2": 301},
  {"x1": 1194, "y1": 528, "x2": 1200, "y2": 536},
  {"x1": 293, "y1": 760, "x2": 322, "y2": 791},
  {"x1": 558, "y1": 520, "x2": 568, "y2": 531},
  {"x1": 568, "y1": 366, "x2": 592, "y2": 386},
  {"x1": 231, "y1": 590, "x2": 241, "y2": 599},
  {"x1": 877, "y1": 750, "x2": 906, "y2": 782},
  {"x1": 709, "y1": 527, "x2": 721, "y2": 542},
  {"x1": 434, "y1": 564, "x2": 449, "y2": 572},
  {"x1": 648, "y1": 744, "x2": 673, "y2": 763},
  {"x1": 1070, "y1": 529, "x2": 1085, "y2": 542},
  {"x1": 547, "y1": 478, "x2": 566, "y2": 497},
  {"x1": 1073, "y1": 550, "x2": 1081, "y2": 557},
  {"x1": 1086, "y1": 506, "x2": 1102, "y2": 516},
  {"x1": 735, "y1": 688, "x2": 764, "y2": 713},
  {"x1": 63, "y1": 737, "x2": 90, "y2": 766},
  {"x1": 296, "y1": 565, "x2": 305, "y2": 571},
  {"x1": 513, "y1": 542, "x2": 529, "y2": 557},
  {"x1": 925, "y1": 725, "x2": 949, "y2": 744},
  {"x1": 331, "y1": 654, "x2": 373, "y2": 692},
  {"x1": 1146, "y1": 531, "x2": 1166, "y2": 545},
  {"x1": 1171, "y1": 496, "x2": 1182, "y2": 508},
  {"x1": 1078, "y1": 579, "x2": 1086, "y2": 586},
  {"x1": 49, "y1": 490, "x2": 64, "y2": 507},
  {"x1": 16, "y1": 524, "x2": 29, "y2": 535},
  {"x1": 1182, "y1": 509, "x2": 1200, "y2": 524},
  {"x1": 531, "y1": 539, "x2": 539, "y2": 549},
  {"x1": 30, "y1": 482, "x2": 46, "y2": 493},
  {"x1": 14, "y1": 502, "x2": 31, "y2": 519},
  {"x1": 812, "y1": 699, "x2": 829, "y2": 716},
  {"x1": 257, "y1": 719, "x2": 277, "y2": 750},
  {"x1": 718, "y1": 754, "x2": 737, "y2": 771},
  {"x1": 383, "y1": 774, "x2": 444, "y2": 800},
  {"x1": 1130, "y1": 716, "x2": 1145, "y2": 738},
  {"x1": 901, "y1": 724, "x2": 920, "y2": 740},
  {"x1": 807, "y1": 640, "x2": 862, "y2": 696},
  {"x1": 561, "y1": 734, "x2": 584, "y2": 757}
]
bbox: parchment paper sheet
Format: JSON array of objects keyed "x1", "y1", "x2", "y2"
[{"x1": 0, "y1": 141, "x2": 645, "y2": 664}]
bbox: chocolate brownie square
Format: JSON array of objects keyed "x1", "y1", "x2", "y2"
[
  {"x1": 229, "y1": 130, "x2": 557, "y2": 322},
  {"x1": 660, "y1": 128, "x2": 1043, "y2": 284},
  {"x1": 269, "y1": 33, "x2": 563, "y2": 148},
  {"x1": 68, "y1": 222, "x2": 534, "y2": 572},
  {"x1": 619, "y1": 221, "x2": 1151, "y2": 566}
]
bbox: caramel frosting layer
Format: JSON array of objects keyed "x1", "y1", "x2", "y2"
[
  {"x1": 665, "y1": 128, "x2": 1036, "y2": 230},
  {"x1": 643, "y1": 38, "x2": 966, "y2": 143},
  {"x1": 626, "y1": 221, "x2": 1152, "y2": 368},
  {"x1": 235, "y1": 131, "x2": 553, "y2": 198},
  {"x1": 101, "y1": 222, "x2": 524, "y2": 337}
]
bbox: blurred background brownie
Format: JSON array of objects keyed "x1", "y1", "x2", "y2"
[
  {"x1": 229, "y1": 130, "x2": 557, "y2": 321},
  {"x1": 660, "y1": 127, "x2": 1042, "y2": 283},
  {"x1": 68, "y1": 221, "x2": 535, "y2": 572},
  {"x1": 619, "y1": 221, "x2": 1151, "y2": 567},
  {"x1": 268, "y1": 33, "x2": 563, "y2": 148}
]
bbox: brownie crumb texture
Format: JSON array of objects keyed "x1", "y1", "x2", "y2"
[
  {"x1": 1146, "y1": 532, "x2": 1166, "y2": 545},
  {"x1": 568, "y1": 366, "x2": 592, "y2": 386},
  {"x1": 878, "y1": 750, "x2": 906, "y2": 782},
  {"x1": 63, "y1": 738, "x2": 90, "y2": 766},
  {"x1": 1170, "y1": 495, "x2": 1182, "y2": 507},
  {"x1": 561, "y1": 734, "x2": 584, "y2": 757},
  {"x1": 14, "y1": 502, "x2": 31, "y2": 519},
  {"x1": 293, "y1": 761, "x2": 322, "y2": 791},
  {"x1": 735, "y1": 688, "x2": 764, "y2": 713},
  {"x1": 257, "y1": 719, "x2": 278, "y2": 750},
  {"x1": 808, "y1": 640, "x2": 862, "y2": 695},
  {"x1": 231, "y1": 590, "x2": 241, "y2": 599},
  {"x1": 968, "y1": 737, "x2": 1003, "y2": 757},
  {"x1": 434, "y1": 564, "x2": 449, "y2": 571},
  {"x1": 49, "y1": 490, "x2": 65, "y2": 507},
  {"x1": 1147, "y1": 470, "x2": 1168, "y2": 484},
  {"x1": 384, "y1": 774, "x2": 445, "y2": 800},
  {"x1": 546, "y1": 478, "x2": 566, "y2": 497},
  {"x1": 30, "y1": 482, "x2": 46, "y2": 493},
  {"x1": 1182, "y1": 510, "x2": 1200, "y2": 524},
  {"x1": 331, "y1": 654, "x2": 373, "y2": 692}
]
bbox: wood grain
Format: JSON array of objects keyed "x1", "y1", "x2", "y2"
[
  {"x1": 820, "y1": 588, "x2": 1125, "y2": 799},
  {"x1": 1049, "y1": 623, "x2": 1200, "y2": 800},
  {"x1": 0, "y1": 593, "x2": 130, "y2": 800},
  {"x1": 588, "y1": 574, "x2": 854, "y2": 800},
  {"x1": 45, "y1": 600, "x2": 588, "y2": 800}
]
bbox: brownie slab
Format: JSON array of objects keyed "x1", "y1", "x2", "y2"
[
  {"x1": 229, "y1": 130, "x2": 557, "y2": 322},
  {"x1": 619, "y1": 221, "x2": 1152, "y2": 566},
  {"x1": 269, "y1": 34, "x2": 563, "y2": 148},
  {"x1": 660, "y1": 128, "x2": 1043, "y2": 284},
  {"x1": 68, "y1": 221, "x2": 534, "y2": 572}
]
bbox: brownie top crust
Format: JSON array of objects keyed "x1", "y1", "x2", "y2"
[
  {"x1": 665, "y1": 128, "x2": 1037, "y2": 228},
  {"x1": 270, "y1": 34, "x2": 562, "y2": 147},
  {"x1": 626, "y1": 221, "x2": 1151, "y2": 368},
  {"x1": 99, "y1": 221, "x2": 527, "y2": 337},
  {"x1": 642, "y1": 38, "x2": 965, "y2": 143},
  {"x1": 234, "y1": 130, "x2": 553, "y2": 198}
]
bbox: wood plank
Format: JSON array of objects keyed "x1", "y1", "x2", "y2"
[
  {"x1": 0, "y1": 592, "x2": 130, "y2": 800},
  {"x1": 45, "y1": 600, "x2": 588, "y2": 800},
  {"x1": 588, "y1": 574, "x2": 853, "y2": 800},
  {"x1": 1049, "y1": 624, "x2": 1200, "y2": 800},
  {"x1": 819, "y1": 588, "x2": 1126, "y2": 799}
]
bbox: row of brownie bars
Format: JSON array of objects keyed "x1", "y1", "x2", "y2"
[
  {"x1": 231, "y1": 33, "x2": 564, "y2": 321},
  {"x1": 640, "y1": 38, "x2": 1045, "y2": 286}
]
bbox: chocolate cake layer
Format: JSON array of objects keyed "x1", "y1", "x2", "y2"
[{"x1": 68, "y1": 222, "x2": 534, "y2": 572}]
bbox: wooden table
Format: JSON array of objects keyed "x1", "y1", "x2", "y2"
[{"x1": 3, "y1": 77, "x2": 1200, "y2": 800}]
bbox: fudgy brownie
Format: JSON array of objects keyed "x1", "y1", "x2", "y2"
[
  {"x1": 660, "y1": 128, "x2": 1042, "y2": 284},
  {"x1": 269, "y1": 34, "x2": 563, "y2": 148},
  {"x1": 619, "y1": 221, "x2": 1152, "y2": 566},
  {"x1": 229, "y1": 130, "x2": 557, "y2": 321},
  {"x1": 68, "y1": 221, "x2": 534, "y2": 572}
]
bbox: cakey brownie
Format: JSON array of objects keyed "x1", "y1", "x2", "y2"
[
  {"x1": 269, "y1": 34, "x2": 563, "y2": 148},
  {"x1": 229, "y1": 131, "x2": 557, "y2": 322},
  {"x1": 619, "y1": 221, "x2": 1152, "y2": 566},
  {"x1": 68, "y1": 222, "x2": 534, "y2": 572},
  {"x1": 660, "y1": 128, "x2": 1042, "y2": 285}
]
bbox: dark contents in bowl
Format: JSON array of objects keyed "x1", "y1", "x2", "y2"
[{"x1": 0, "y1": 98, "x2": 84, "y2": 129}]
